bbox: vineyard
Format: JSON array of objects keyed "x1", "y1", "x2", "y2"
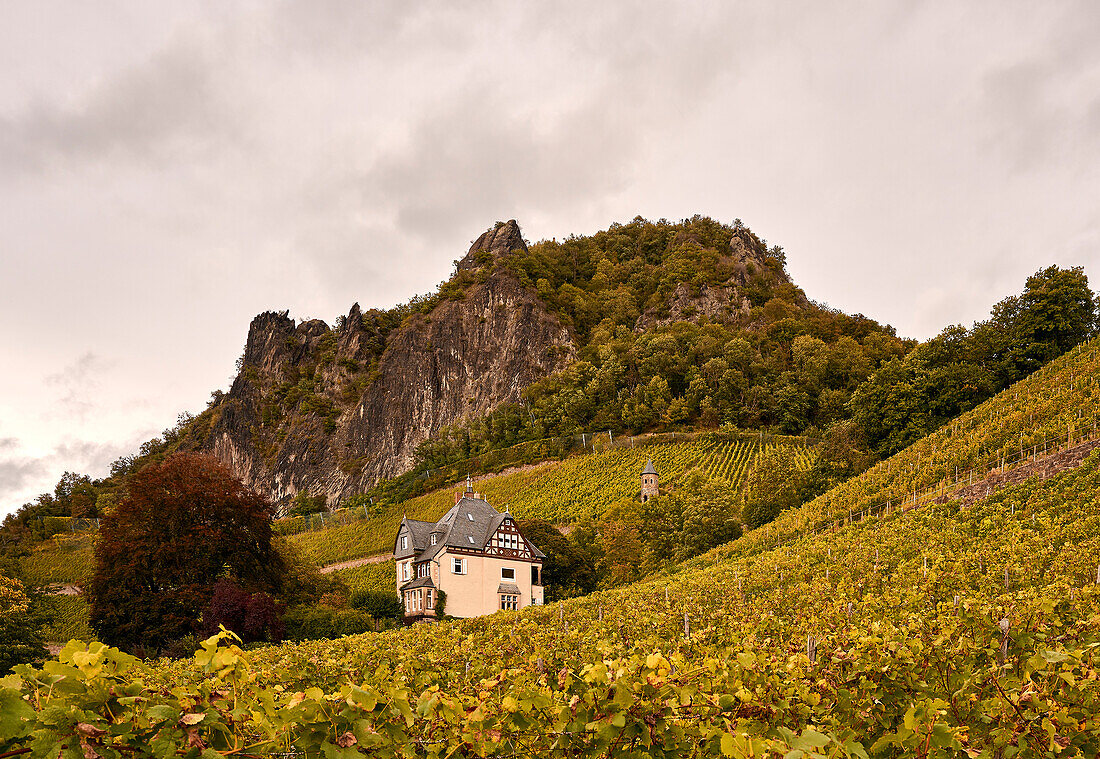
[
  {"x1": 327, "y1": 561, "x2": 396, "y2": 595},
  {"x1": 5, "y1": 434, "x2": 1100, "y2": 755},
  {"x1": 288, "y1": 436, "x2": 814, "y2": 566},
  {"x1": 683, "y1": 338, "x2": 1100, "y2": 575},
  {"x1": 6, "y1": 338, "x2": 1100, "y2": 756},
  {"x1": 37, "y1": 595, "x2": 93, "y2": 642},
  {"x1": 17, "y1": 531, "x2": 95, "y2": 587}
]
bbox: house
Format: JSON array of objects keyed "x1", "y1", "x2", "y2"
[{"x1": 392, "y1": 477, "x2": 545, "y2": 621}]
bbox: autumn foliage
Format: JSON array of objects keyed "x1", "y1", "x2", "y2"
[{"x1": 87, "y1": 453, "x2": 283, "y2": 653}]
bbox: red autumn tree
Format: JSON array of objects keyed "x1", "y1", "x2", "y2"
[{"x1": 87, "y1": 453, "x2": 284, "y2": 654}]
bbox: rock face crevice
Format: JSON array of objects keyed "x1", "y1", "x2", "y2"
[{"x1": 203, "y1": 221, "x2": 575, "y2": 511}]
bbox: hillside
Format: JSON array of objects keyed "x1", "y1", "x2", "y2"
[
  {"x1": 135, "y1": 215, "x2": 908, "y2": 512},
  {"x1": 285, "y1": 433, "x2": 814, "y2": 567},
  {"x1": 7, "y1": 338, "x2": 1100, "y2": 756}
]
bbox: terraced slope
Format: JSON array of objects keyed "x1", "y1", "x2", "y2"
[
  {"x1": 7, "y1": 391, "x2": 1100, "y2": 755},
  {"x1": 287, "y1": 435, "x2": 814, "y2": 566},
  {"x1": 8, "y1": 339, "x2": 1100, "y2": 757}
]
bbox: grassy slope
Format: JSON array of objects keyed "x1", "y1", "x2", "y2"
[
  {"x1": 287, "y1": 436, "x2": 814, "y2": 566},
  {"x1": 124, "y1": 338, "x2": 1100, "y2": 756}
]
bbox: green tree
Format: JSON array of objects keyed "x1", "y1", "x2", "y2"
[
  {"x1": 741, "y1": 447, "x2": 808, "y2": 530},
  {"x1": 87, "y1": 453, "x2": 285, "y2": 654},
  {"x1": 676, "y1": 471, "x2": 742, "y2": 559},
  {"x1": 517, "y1": 519, "x2": 597, "y2": 601}
]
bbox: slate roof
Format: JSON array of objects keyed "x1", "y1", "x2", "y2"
[
  {"x1": 497, "y1": 582, "x2": 520, "y2": 595},
  {"x1": 642, "y1": 459, "x2": 657, "y2": 475},
  {"x1": 394, "y1": 517, "x2": 436, "y2": 559},
  {"x1": 400, "y1": 577, "x2": 436, "y2": 591},
  {"x1": 394, "y1": 495, "x2": 545, "y2": 562}
]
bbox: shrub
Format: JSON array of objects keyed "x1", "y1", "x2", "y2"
[
  {"x1": 348, "y1": 590, "x2": 402, "y2": 620},
  {"x1": 201, "y1": 579, "x2": 284, "y2": 643}
]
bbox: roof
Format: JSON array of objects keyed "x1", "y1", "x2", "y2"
[
  {"x1": 394, "y1": 495, "x2": 545, "y2": 562},
  {"x1": 400, "y1": 577, "x2": 436, "y2": 591},
  {"x1": 394, "y1": 517, "x2": 436, "y2": 559},
  {"x1": 497, "y1": 582, "x2": 520, "y2": 595},
  {"x1": 642, "y1": 459, "x2": 657, "y2": 475}
]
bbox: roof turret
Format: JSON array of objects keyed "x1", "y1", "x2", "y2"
[{"x1": 642, "y1": 459, "x2": 657, "y2": 476}]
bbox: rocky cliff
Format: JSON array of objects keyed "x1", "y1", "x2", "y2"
[{"x1": 202, "y1": 221, "x2": 575, "y2": 511}]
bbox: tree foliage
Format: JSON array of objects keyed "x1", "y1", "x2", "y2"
[
  {"x1": 850, "y1": 265, "x2": 1097, "y2": 456},
  {"x1": 516, "y1": 519, "x2": 598, "y2": 601},
  {"x1": 201, "y1": 579, "x2": 283, "y2": 644},
  {"x1": 87, "y1": 453, "x2": 284, "y2": 654},
  {"x1": 0, "y1": 572, "x2": 45, "y2": 674}
]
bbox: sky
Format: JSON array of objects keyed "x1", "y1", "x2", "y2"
[{"x1": 2, "y1": 1, "x2": 1099, "y2": 517}]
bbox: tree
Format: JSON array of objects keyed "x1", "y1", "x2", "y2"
[
  {"x1": 87, "y1": 453, "x2": 284, "y2": 654},
  {"x1": 201, "y1": 579, "x2": 283, "y2": 643},
  {"x1": 349, "y1": 589, "x2": 403, "y2": 620},
  {"x1": 0, "y1": 572, "x2": 45, "y2": 673},
  {"x1": 516, "y1": 519, "x2": 597, "y2": 601},
  {"x1": 676, "y1": 471, "x2": 742, "y2": 559},
  {"x1": 289, "y1": 491, "x2": 327, "y2": 517},
  {"x1": 741, "y1": 447, "x2": 808, "y2": 530},
  {"x1": 998, "y1": 265, "x2": 1097, "y2": 376}
]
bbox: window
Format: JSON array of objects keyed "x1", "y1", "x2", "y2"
[
  {"x1": 499, "y1": 594, "x2": 518, "y2": 611},
  {"x1": 467, "y1": 513, "x2": 474, "y2": 521},
  {"x1": 427, "y1": 590, "x2": 434, "y2": 609},
  {"x1": 468, "y1": 536, "x2": 475, "y2": 544},
  {"x1": 402, "y1": 562, "x2": 409, "y2": 581},
  {"x1": 430, "y1": 534, "x2": 437, "y2": 545},
  {"x1": 400, "y1": 535, "x2": 407, "y2": 550},
  {"x1": 452, "y1": 557, "x2": 465, "y2": 574},
  {"x1": 501, "y1": 567, "x2": 515, "y2": 581},
  {"x1": 532, "y1": 566, "x2": 540, "y2": 585}
]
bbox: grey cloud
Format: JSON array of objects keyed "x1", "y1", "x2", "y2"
[
  {"x1": 329, "y1": 5, "x2": 740, "y2": 251},
  {"x1": 981, "y1": 1, "x2": 1100, "y2": 171},
  {"x1": 0, "y1": 37, "x2": 232, "y2": 173},
  {"x1": 0, "y1": 455, "x2": 47, "y2": 496},
  {"x1": 44, "y1": 352, "x2": 116, "y2": 423},
  {"x1": 0, "y1": 435, "x2": 151, "y2": 514}
]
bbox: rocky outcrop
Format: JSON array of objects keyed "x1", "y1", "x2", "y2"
[
  {"x1": 634, "y1": 228, "x2": 796, "y2": 331},
  {"x1": 202, "y1": 221, "x2": 575, "y2": 512}
]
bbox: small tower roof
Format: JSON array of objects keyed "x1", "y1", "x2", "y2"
[{"x1": 642, "y1": 459, "x2": 657, "y2": 475}]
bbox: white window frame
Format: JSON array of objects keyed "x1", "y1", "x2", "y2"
[
  {"x1": 401, "y1": 535, "x2": 408, "y2": 550},
  {"x1": 430, "y1": 534, "x2": 437, "y2": 545},
  {"x1": 402, "y1": 562, "x2": 410, "y2": 581},
  {"x1": 499, "y1": 594, "x2": 518, "y2": 611},
  {"x1": 501, "y1": 567, "x2": 515, "y2": 581},
  {"x1": 452, "y1": 557, "x2": 465, "y2": 574},
  {"x1": 427, "y1": 589, "x2": 434, "y2": 609}
]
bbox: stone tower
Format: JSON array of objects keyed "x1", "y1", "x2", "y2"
[{"x1": 641, "y1": 459, "x2": 659, "y2": 503}]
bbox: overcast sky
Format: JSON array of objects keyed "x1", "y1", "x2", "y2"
[{"x1": 2, "y1": 1, "x2": 1098, "y2": 517}]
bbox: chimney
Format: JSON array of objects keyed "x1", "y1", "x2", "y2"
[{"x1": 454, "y1": 491, "x2": 461, "y2": 505}]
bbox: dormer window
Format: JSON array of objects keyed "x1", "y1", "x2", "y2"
[
  {"x1": 401, "y1": 535, "x2": 408, "y2": 550},
  {"x1": 467, "y1": 513, "x2": 474, "y2": 521},
  {"x1": 430, "y1": 534, "x2": 437, "y2": 545},
  {"x1": 468, "y1": 536, "x2": 475, "y2": 544}
]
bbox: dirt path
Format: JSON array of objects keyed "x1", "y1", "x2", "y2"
[
  {"x1": 45, "y1": 583, "x2": 81, "y2": 596},
  {"x1": 319, "y1": 553, "x2": 391, "y2": 574}
]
